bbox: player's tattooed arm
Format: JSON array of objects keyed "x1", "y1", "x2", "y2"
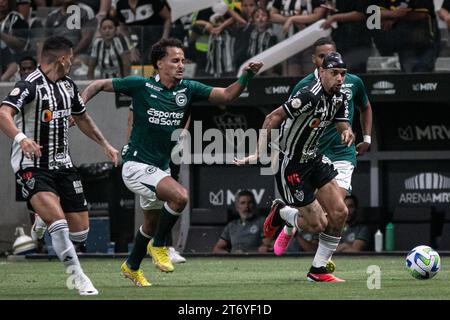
[
  {"x1": 81, "y1": 79, "x2": 115, "y2": 104},
  {"x1": 73, "y1": 112, "x2": 119, "y2": 166}
]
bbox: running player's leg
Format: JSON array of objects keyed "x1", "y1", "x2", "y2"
[
  {"x1": 66, "y1": 211, "x2": 89, "y2": 252},
  {"x1": 58, "y1": 168, "x2": 91, "y2": 253},
  {"x1": 307, "y1": 179, "x2": 347, "y2": 282},
  {"x1": 277, "y1": 160, "x2": 353, "y2": 240},
  {"x1": 146, "y1": 176, "x2": 187, "y2": 272},
  {"x1": 128, "y1": 207, "x2": 160, "y2": 268},
  {"x1": 56, "y1": 167, "x2": 98, "y2": 294},
  {"x1": 122, "y1": 161, "x2": 185, "y2": 272},
  {"x1": 121, "y1": 205, "x2": 159, "y2": 287},
  {"x1": 274, "y1": 201, "x2": 327, "y2": 255},
  {"x1": 30, "y1": 192, "x2": 98, "y2": 295},
  {"x1": 152, "y1": 176, "x2": 188, "y2": 245},
  {"x1": 17, "y1": 168, "x2": 97, "y2": 294}
]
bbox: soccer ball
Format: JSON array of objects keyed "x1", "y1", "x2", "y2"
[{"x1": 406, "y1": 245, "x2": 441, "y2": 280}]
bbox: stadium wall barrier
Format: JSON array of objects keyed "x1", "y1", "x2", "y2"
[{"x1": 1, "y1": 73, "x2": 450, "y2": 252}]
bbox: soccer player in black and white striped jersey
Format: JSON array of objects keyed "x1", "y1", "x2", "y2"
[
  {"x1": 0, "y1": 36, "x2": 119, "y2": 295},
  {"x1": 236, "y1": 52, "x2": 355, "y2": 282}
]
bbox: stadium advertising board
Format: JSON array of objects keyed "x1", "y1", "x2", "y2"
[
  {"x1": 374, "y1": 102, "x2": 450, "y2": 151},
  {"x1": 192, "y1": 164, "x2": 274, "y2": 210},
  {"x1": 384, "y1": 161, "x2": 450, "y2": 211},
  {"x1": 194, "y1": 74, "x2": 450, "y2": 107}
]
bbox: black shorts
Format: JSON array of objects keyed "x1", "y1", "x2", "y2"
[
  {"x1": 16, "y1": 167, "x2": 88, "y2": 213},
  {"x1": 275, "y1": 154, "x2": 338, "y2": 207}
]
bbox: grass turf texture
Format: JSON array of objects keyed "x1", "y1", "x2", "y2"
[{"x1": 0, "y1": 256, "x2": 448, "y2": 300}]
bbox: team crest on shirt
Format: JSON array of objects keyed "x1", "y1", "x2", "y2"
[
  {"x1": 294, "y1": 190, "x2": 304, "y2": 202},
  {"x1": 249, "y1": 225, "x2": 258, "y2": 234},
  {"x1": 291, "y1": 98, "x2": 302, "y2": 109},
  {"x1": 341, "y1": 88, "x2": 352, "y2": 101},
  {"x1": 63, "y1": 81, "x2": 74, "y2": 98},
  {"x1": 146, "y1": 167, "x2": 157, "y2": 175},
  {"x1": 175, "y1": 93, "x2": 187, "y2": 106},
  {"x1": 9, "y1": 88, "x2": 20, "y2": 96},
  {"x1": 333, "y1": 95, "x2": 343, "y2": 108}
]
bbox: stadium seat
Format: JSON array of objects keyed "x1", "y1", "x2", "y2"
[
  {"x1": 183, "y1": 226, "x2": 224, "y2": 253},
  {"x1": 392, "y1": 207, "x2": 432, "y2": 250},
  {"x1": 366, "y1": 56, "x2": 401, "y2": 73}
]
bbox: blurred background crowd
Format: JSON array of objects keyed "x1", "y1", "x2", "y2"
[{"x1": 1, "y1": 0, "x2": 450, "y2": 82}]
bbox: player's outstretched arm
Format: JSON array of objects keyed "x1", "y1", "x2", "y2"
[
  {"x1": 234, "y1": 106, "x2": 287, "y2": 166},
  {"x1": 81, "y1": 79, "x2": 115, "y2": 104},
  {"x1": 72, "y1": 112, "x2": 119, "y2": 166},
  {"x1": 208, "y1": 61, "x2": 263, "y2": 105}
]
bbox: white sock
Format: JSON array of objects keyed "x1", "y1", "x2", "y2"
[
  {"x1": 280, "y1": 206, "x2": 300, "y2": 229},
  {"x1": 312, "y1": 233, "x2": 341, "y2": 268},
  {"x1": 69, "y1": 228, "x2": 89, "y2": 244},
  {"x1": 48, "y1": 219, "x2": 82, "y2": 274}
]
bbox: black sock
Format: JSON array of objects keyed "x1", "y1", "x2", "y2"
[
  {"x1": 126, "y1": 227, "x2": 151, "y2": 271},
  {"x1": 309, "y1": 266, "x2": 328, "y2": 274},
  {"x1": 152, "y1": 205, "x2": 180, "y2": 247}
]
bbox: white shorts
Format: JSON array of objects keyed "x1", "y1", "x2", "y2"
[
  {"x1": 332, "y1": 160, "x2": 354, "y2": 194},
  {"x1": 122, "y1": 161, "x2": 170, "y2": 210}
]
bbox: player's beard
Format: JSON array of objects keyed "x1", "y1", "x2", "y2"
[{"x1": 65, "y1": 64, "x2": 72, "y2": 76}]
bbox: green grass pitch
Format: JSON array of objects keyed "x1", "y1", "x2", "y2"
[{"x1": 0, "y1": 256, "x2": 448, "y2": 300}]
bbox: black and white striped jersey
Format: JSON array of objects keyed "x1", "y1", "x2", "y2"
[
  {"x1": 2, "y1": 67, "x2": 86, "y2": 173},
  {"x1": 90, "y1": 35, "x2": 131, "y2": 78},
  {"x1": 278, "y1": 79, "x2": 349, "y2": 163}
]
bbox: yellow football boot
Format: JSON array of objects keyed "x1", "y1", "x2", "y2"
[
  {"x1": 147, "y1": 241, "x2": 174, "y2": 273},
  {"x1": 121, "y1": 262, "x2": 152, "y2": 287}
]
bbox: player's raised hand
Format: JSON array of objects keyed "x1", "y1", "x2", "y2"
[
  {"x1": 20, "y1": 138, "x2": 42, "y2": 159},
  {"x1": 233, "y1": 154, "x2": 258, "y2": 166},
  {"x1": 104, "y1": 144, "x2": 119, "y2": 167},
  {"x1": 244, "y1": 61, "x2": 264, "y2": 75},
  {"x1": 341, "y1": 129, "x2": 355, "y2": 147}
]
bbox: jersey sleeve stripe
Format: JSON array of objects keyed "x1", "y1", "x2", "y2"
[
  {"x1": 334, "y1": 117, "x2": 349, "y2": 122},
  {"x1": 1, "y1": 101, "x2": 21, "y2": 111},
  {"x1": 71, "y1": 107, "x2": 87, "y2": 115},
  {"x1": 282, "y1": 103, "x2": 294, "y2": 119}
]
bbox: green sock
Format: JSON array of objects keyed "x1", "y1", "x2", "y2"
[
  {"x1": 126, "y1": 227, "x2": 151, "y2": 271},
  {"x1": 152, "y1": 204, "x2": 180, "y2": 247}
]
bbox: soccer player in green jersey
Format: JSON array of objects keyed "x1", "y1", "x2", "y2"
[
  {"x1": 82, "y1": 38, "x2": 263, "y2": 286},
  {"x1": 272, "y1": 37, "x2": 373, "y2": 257}
]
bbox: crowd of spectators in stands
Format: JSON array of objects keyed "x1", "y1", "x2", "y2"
[{"x1": 1, "y1": 0, "x2": 449, "y2": 81}]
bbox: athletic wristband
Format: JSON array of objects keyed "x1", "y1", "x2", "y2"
[
  {"x1": 363, "y1": 135, "x2": 371, "y2": 144},
  {"x1": 238, "y1": 69, "x2": 255, "y2": 87},
  {"x1": 14, "y1": 132, "x2": 27, "y2": 144},
  {"x1": 247, "y1": 69, "x2": 255, "y2": 79}
]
